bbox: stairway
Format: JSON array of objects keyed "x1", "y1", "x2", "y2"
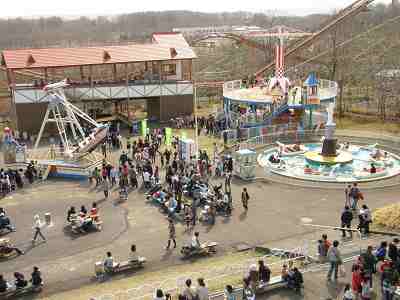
[{"x1": 263, "y1": 103, "x2": 289, "y2": 125}]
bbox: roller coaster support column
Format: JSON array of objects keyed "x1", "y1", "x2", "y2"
[{"x1": 194, "y1": 84, "x2": 199, "y2": 160}]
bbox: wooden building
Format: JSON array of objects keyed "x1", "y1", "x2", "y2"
[{"x1": 1, "y1": 32, "x2": 197, "y2": 133}]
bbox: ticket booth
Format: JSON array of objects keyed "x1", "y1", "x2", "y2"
[
  {"x1": 178, "y1": 138, "x2": 196, "y2": 161},
  {"x1": 234, "y1": 148, "x2": 257, "y2": 180}
]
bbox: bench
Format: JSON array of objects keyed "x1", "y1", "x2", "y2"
[
  {"x1": 256, "y1": 276, "x2": 287, "y2": 293},
  {"x1": 114, "y1": 257, "x2": 146, "y2": 272},
  {"x1": 95, "y1": 257, "x2": 146, "y2": 280},
  {"x1": 0, "y1": 284, "x2": 42, "y2": 298},
  {"x1": 204, "y1": 242, "x2": 218, "y2": 253}
]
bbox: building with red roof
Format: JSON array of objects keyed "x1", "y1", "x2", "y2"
[{"x1": 1, "y1": 32, "x2": 197, "y2": 133}]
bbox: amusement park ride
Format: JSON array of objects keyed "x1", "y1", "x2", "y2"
[
  {"x1": 0, "y1": 0, "x2": 382, "y2": 180},
  {"x1": 34, "y1": 80, "x2": 108, "y2": 159},
  {"x1": 3, "y1": 80, "x2": 107, "y2": 179}
]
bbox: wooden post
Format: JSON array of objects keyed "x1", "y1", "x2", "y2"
[
  {"x1": 125, "y1": 64, "x2": 129, "y2": 84},
  {"x1": 112, "y1": 64, "x2": 117, "y2": 82},
  {"x1": 9, "y1": 70, "x2": 18, "y2": 130},
  {"x1": 89, "y1": 66, "x2": 93, "y2": 86},
  {"x1": 6, "y1": 69, "x2": 13, "y2": 86},
  {"x1": 44, "y1": 68, "x2": 48, "y2": 82},
  {"x1": 188, "y1": 59, "x2": 192, "y2": 81}
]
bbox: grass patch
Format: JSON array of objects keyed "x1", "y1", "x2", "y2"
[
  {"x1": 372, "y1": 203, "x2": 400, "y2": 231},
  {"x1": 336, "y1": 117, "x2": 400, "y2": 134}
]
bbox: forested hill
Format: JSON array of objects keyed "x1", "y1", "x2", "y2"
[{"x1": 0, "y1": 10, "x2": 332, "y2": 49}]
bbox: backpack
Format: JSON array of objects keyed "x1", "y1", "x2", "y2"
[
  {"x1": 376, "y1": 247, "x2": 386, "y2": 259},
  {"x1": 324, "y1": 240, "x2": 331, "y2": 252}
]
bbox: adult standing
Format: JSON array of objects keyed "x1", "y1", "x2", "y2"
[
  {"x1": 213, "y1": 142, "x2": 218, "y2": 162},
  {"x1": 351, "y1": 264, "x2": 362, "y2": 299},
  {"x1": 196, "y1": 278, "x2": 209, "y2": 300},
  {"x1": 349, "y1": 183, "x2": 361, "y2": 211},
  {"x1": 32, "y1": 215, "x2": 46, "y2": 243},
  {"x1": 241, "y1": 188, "x2": 250, "y2": 211},
  {"x1": 165, "y1": 218, "x2": 176, "y2": 250},
  {"x1": 388, "y1": 238, "x2": 399, "y2": 262},
  {"x1": 327, "y1": 240, "x2": 342, "y2": 281},
  {"x1": 359, "y1": 204, "x2": 372, "y2": 234},
  {"x1": 182, "y1": 279, "x2": 197, "y2": 300},
  {"x1": 103, "y1": 178, "x2": 110, "y2": 199},
  {"x1": 341, "y1": 206, "x2": 353, "y2": 238},
  {"x1": 224, "y1": 172, "x2": 232, "y2": 193},
  {"x1": 361, "y1": 245, "x2": 376, "y2": 288},
  {"x1": 191, "y1": 203, "x2": 197, "y2": 227},
  {"x1": 345, "y1": 184, "x2": 351, "y2": 207}
]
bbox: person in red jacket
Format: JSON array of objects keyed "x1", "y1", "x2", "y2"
[{"x1": 352, "y1": 264, "x2": 362, "y2": 298}]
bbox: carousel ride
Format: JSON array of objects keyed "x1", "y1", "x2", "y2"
[
  {"x1": 27, "y1": 80, "x2": 108, "y2": 179},
  {"x1": 222, "y1": 27, "x2": 335, "y2": 130},
  {"x1": 258, "y1": 103, "x2": 400, "y2": 183},
  {"x1": 222, "y1": 18, "x2": 400, "y2": 183}
]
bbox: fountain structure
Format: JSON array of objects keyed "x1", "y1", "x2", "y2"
[
  {"x1": 304, "y1": 103, "x2": 352, "y2": 165},
  {"x1": 258, "y1": 101, "x2": 400, "y2": 183}
]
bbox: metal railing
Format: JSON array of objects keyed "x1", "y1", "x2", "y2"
[
  {"x1": 221, "y1": 124, "x2": 320, "y2": 146},
  {"x1": 93, "y1": 250, "x2": 310, "y2": 300},
  {"x1": 222, "y1": 78, "x2": 339, "y2": 102},
  {"x1": 319, "y1": 79, "x2": 339, "y2": 101}
]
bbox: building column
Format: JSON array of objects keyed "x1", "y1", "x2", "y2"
[
  {"x1": 9, "y1": 71, "x2": 19, "y2": 130},
  {"x1": 80, "y1": 66, "x2": 85, "y2": 80},
  {"x1": 44, "y1": 68, "x2": 48, "y2": 82},
  {"x1": 112, "y1": 64, "x2": 117, "y2": 82}
]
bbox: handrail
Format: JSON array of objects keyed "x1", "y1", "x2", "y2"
[{"x1": 223, "y1": 79, "x2": 338, "y2": 102}]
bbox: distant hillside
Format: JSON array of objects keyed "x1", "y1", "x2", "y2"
[{"x1": 0, "y1": 10, "x2": 333, "y2": 49}]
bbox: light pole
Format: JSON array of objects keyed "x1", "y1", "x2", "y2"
[{"x1": 194, "y1": 82, "x2": 199, "y2": 160}]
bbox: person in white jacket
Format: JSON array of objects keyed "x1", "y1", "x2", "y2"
[
  {"x1": 32, "y1": 215, "x2": 46, "y2": 243},
  {"x1": 343, "y1": 283, "x2": 353, "y2": 300}
]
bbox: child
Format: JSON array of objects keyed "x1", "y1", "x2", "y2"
[
  {"x1": 343, "y1": 283, "x2": 354, "y2": 300},
  {"x1": 360, "y1": 276, "x2": 371, "y2": 300}
]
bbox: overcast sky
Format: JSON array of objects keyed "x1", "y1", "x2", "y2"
[{"x1": 0, "y1": 0, "x2": 392, "y2": 18}]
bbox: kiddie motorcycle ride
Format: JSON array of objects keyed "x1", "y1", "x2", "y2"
[
  {"x1": 181, "y1": 242, "x2": 218, "y2": 259},
  {"x1": 0, "y1": 238, "x2": 22, "y2": 259}
]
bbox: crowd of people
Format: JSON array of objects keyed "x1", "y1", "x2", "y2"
[
  {"x1": 91, "y1": 126, "x2": 238, "y2": 228},
  {"x1": 318, "y1": 232, "x2": 400, "y2": 300},
  {"x1": 0, "y1": 161, "x2": 39, "y2": 197},
  {"x1": 66, "y1": 202, "x2": 101, "y2": 233},
  {"x1": 0, "y1": 266, "x2": 42, "y2": 294},
  {"x1": 149, "y1": 257, "x2": 304, "y2": 300}
]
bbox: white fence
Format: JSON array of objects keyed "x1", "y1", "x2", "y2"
[
  {"x1": 222, "y1": 124, "x2": 323, "y2": 146},
  {"x1": 93, "y1": 249, "x2": 310, "y2": 300},
  {"x1": 222, "y1": 78, "x2": 338, "y2": 102}
]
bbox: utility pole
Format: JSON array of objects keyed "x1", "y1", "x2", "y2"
[{"x1": 194, "y1": 83, "x2": 199, "y2": 160}]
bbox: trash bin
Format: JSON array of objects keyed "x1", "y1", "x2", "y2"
[{"x1": 44, "y1": 213, "x2": 51, "y2": 225}]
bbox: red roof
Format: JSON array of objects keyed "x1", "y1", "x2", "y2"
[{"x1": 2, "y1": 33, "x2": 196, "y2": 70}]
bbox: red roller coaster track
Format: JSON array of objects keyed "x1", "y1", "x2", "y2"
[{"x1": 254, "y1": 0, "x2": 375, "y2": 76}]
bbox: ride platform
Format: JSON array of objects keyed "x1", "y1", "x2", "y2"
[
  {"x1": 27, "y1": 150, "x2": 104, "y2": 180},
  {"x1": 304, "y1": 151, "x2": 353, "y2": 165}
]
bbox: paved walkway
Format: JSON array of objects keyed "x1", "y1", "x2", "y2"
[
  {"x1": 1, "y1": 173, "x2": 399, "y2": 298},
  {"x1": 1, "y1": 131, "x2": 400, "y2": 299}
]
